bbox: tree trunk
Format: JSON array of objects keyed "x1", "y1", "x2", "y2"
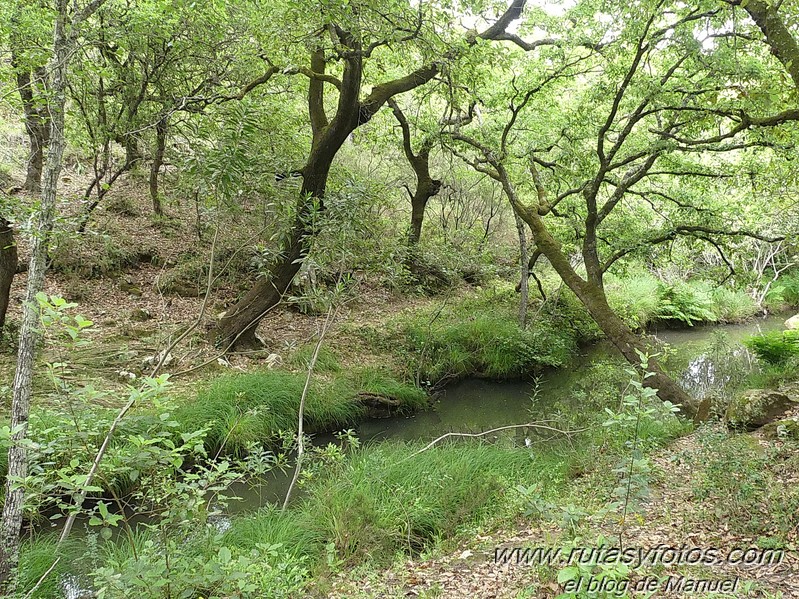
[
  {"x1": 0, "y1": 0, "x2": 94, "y2": 588},
  {"x1": 12, "y1": 61, "x2": 49, "y2": 194},
  {"x1": 0, "y1": 218, "x2": 17, "y2": 333},
  {"x1": 518, "y1": 203, "x2": 701, "y2": 418},
  {"x1": 215, "y1": 156, "x2": 334, "y2": 349},
  {"x1": 515, "y1": 213, "x2": 529, "y2": 327},
  {"x1": 409, "y1": 194, "x2": 426, "y2": 246},
  {"x1": 124, "y1": 136, "x2": 142, "y2": 168},
  {"x1": 150, "y1": 116, "x2": 167, "y2": 216}
]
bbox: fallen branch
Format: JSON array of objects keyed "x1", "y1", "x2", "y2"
[{"x1": 405, "y1": 422, "x2": 590, "y2": 460}]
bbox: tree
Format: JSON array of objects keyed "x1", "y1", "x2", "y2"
[
  {"x1": 9, "y1": 2, "x2": 51, "y2": 193},
  {"x1": 0, "y1": 0, "x2": 107, "y2": 591},
  {"x1": 448, "y1": 0, "x2": 799, "y2": 417},
  {"x1": 387, "y1": 98, "x2": 442, "y2": 247},
  {"x1": 0, "y1": 214, "x2": 16, "y2": 333},
  {"x1": 214, "y1": 0, "x2": 535, "y2": 349}
]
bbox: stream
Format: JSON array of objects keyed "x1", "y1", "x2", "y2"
[
  {"x1": 226, "y1": 314, "x2": 788, "y2": 513},
  {"x1": 53, "y1": 315, "x2": 789, "y2": 598}
]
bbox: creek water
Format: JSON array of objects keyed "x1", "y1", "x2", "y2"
[
  {"x1": 51, "y1": 314, "x2": 790, "y2": 598},
  {"x1": 225, "y1": 314, "x2": 788, "y2": 513}
]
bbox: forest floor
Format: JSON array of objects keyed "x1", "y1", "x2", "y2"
[
  {"x1": 323, "y1": 416, "x2": 799, "y2": 599},
  {"x1": 1, "y1": 172, "x2": 439, "y2": 402},
  {"x1": 3, "y1": 172, "x2": 799, "y2": 599}
]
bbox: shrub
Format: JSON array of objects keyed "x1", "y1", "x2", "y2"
[
  {"x1": 744, "y1": 330, "x2": 799, "y2": 366},
  {"x1": 654, "y1": 281, "x2": 716, "y2": 325},
  {"x1": 765, "y1": 270, "x2": 799, "y2": 310}
]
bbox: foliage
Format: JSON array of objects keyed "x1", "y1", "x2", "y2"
[
  {"x1": 744, "y1": 330, "x2": 799, "y2": 366},
  {"x1": 301, "y1": 442, "x2": 554, "y2": 565},
  {"x1": 653, "y1": 281, "x2": 717, "y2": 326},
  {"x1": 392, "y1": 285, "x2": 577, "y2": 383},
  {"x1": 764, "y1": 270, "x2": 799, "y2": 310},
  {"x1": 173, "y1": 371, "x2": 364, "y2": 456},
  {"x1": 92, "y1": 535, "x2": 308, "y2": 599}
]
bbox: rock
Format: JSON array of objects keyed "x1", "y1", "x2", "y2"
[
  {"x1": 760, "y1": 418, "x2": 799, "y2": 440},
  {"x1": 143, "y1": 351, "x2": 175, "y2": 369},
  {"x1": 130, "y1": 308, "x2": 152, "y2": 322},
  {"x1": 726, "y1": 389, "x2": 798, "y2": 430},
  {"x1": 786, "y1": 314, "x2": 799, "y2": 330},
  {"x1": 120, "y1": 278, "x2": 143, "y2": 296}
]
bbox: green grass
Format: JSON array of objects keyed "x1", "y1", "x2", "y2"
[
  {"x1": 18, "y1": 537, "x2": 83, "y2": 598},
  {"x1": 606, "y1": 273, "x2": 661, "y2": 329},
  {"x1": 389, "y1": 285, "x2": 578, "y2": 383},
  {"x1": 173, "y1": 369, "x2": 427, "y2": 456},
  {"x1": 286, "y1": 345, "x2": 342, "y2": 373},
  {"x1": 173, "y1": 371, "x2": 364, "y2": 455},
  {"x1": 349, "y1": 366, "x2": 429, "y2": 410},
  {"x1": 222, "y1": 504, "x2": 323, "y2": 561},
  {"x1": 226, "y1": 442, "x2": 569, "y2": 570},
  {"x1": 710, "y1": 286, "x2": 759, "y2": 322}
]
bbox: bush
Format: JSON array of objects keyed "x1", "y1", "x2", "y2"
[
  {"x1": 654, "y1": 280, "x2": 717, "y2": 325},
  {"x1": 395, "y1": 286, "x2": 577, "y2": 382},
  {"x1": 744, "y1": 330, "x2": 799, "y2": 366},
  {"x1": 764, "y1": 270, "x2": 799, "y2": 310}
]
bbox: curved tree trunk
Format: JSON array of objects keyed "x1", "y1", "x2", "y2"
[
  {"x1": 388, "y1": 99, "x2": 441, "y2": 248},
  {"x1": 0, "y1": 218, "x2": 17, "y2": 333},
  {"x1": 150, "y1": 115, "x2": 167, "y2": 216},
  {"x1": 517, "y1": 200, "x2": 701, "y2": 418},
  {"x1": 215, "y1": 143, "x2": 340, "y2": 349},
  {"x1": 213, "y1": 0, "x2": 528, "y2": 350}
]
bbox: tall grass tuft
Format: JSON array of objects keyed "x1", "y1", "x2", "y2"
[
  {"x1": 302, "y1": 443, "x2": 566, "y2": 564},
  {"x1": 174, "y1": 371, "x2": 365, "y2": 455},
  {"x1": 18, "y1": 537, "x2": 83, "y2": 598},
  {"x1": 395, "y1": 285, "x2": 577, "y2": 383}
]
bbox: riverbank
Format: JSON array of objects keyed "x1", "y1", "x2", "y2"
[{"x1": 4, "y1": 271, "x2": 799, "y2": 597}]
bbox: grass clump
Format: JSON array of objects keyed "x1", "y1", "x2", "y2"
[
  {"x1": 744, "y1": 330, "x2": 799, "y2": 366},
  {"x1": 296, "y1": 442, "x2": 565, "y2": 566},
  {"x1": 606, "y1": 273, "x2": 661, "y2": 329},
  {"x1": 18, "y1": 538, "x2": 83, "y2": 598},
  {"x1": 174, "y1": 369, "x2": 427, "y2": 455},
  {"x1": 710, "y1": 286, "x2": 758, "y2": 322},
  {"x1": 349, "y1": 366, "x2": 429, "y2": 411},
  {"x1": 223, "y1": 505, "x2": 323, "y2": 561},
  {"x1": 393, "y1": 285, "x2": 577, "y2": 383},
  {"x1": 174, "y1": 371, "x2": 364, "y2": 455}
]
